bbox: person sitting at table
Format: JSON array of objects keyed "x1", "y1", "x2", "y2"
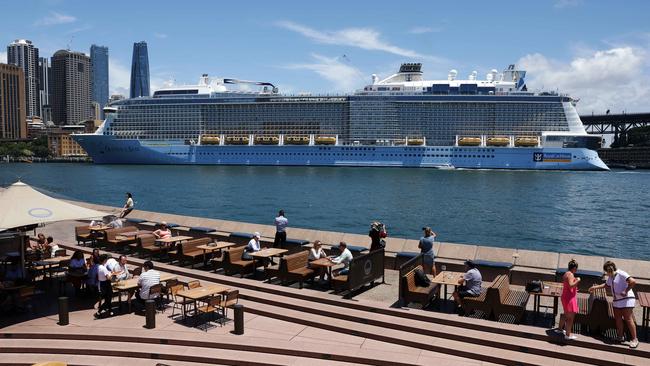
[
  {"x1": 91, "y1": 248, "x2": 100, "y2": 264},
  {"x1": 329, "y1": 241, "x2": 353, "y2": 276},
  {"x1": 30, "y1": 233, "x2": 47, "y2": 252},
  {"x1": 135, "y1": 261, "x2": 161, "y2": 309},
  {"x1": 67, "y1": 250, "x2": 87, "y2": 293},
  {"x1": 95, "y1": 254, "x2": 114, "y2": 318},
  {"x1": 107, "y1": 215, "x2": 123, "y2": 229},
  {"x1": 452, "y1": 260, "x2": 483, "y2": 314},
  {"x1": 153, "y1": 222, "x2": 172, "y2": 239},
  {"x1": 554, "y1": 259, "x2": 581, "y2": 340},
  {"x1": 112, "y1": 255, "x2": 131, "y2": 281},
  {"x1": 308, "y1": 240, "x2": 328, "y2": 281},
  {"x1": 45, "y1": 236, "x2": 60, "y2": 258},
  {"x1": 589, "y1": 261, "x2": 639, "y2": 348},
  {"x1": 105, "y1": 256, "x2": 119, "y2": 272},
  {"x1": 242, "y1": 232, "x2": 263, "y2": 260}
]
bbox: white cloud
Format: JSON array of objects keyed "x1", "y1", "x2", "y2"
[
  {"x1": 109, "y1": 59, "x2": 130, "y2": 97},
  {"x1": 0, "y1": 51, "x2": 6, "y2": 63},
  {"x1": 34, "y1": 11, "x2": 76, "y2": 26},
  {"x1": 153, "y1": 32, "x2": 168, "y2": 39},
  {"x1": 554, "y1": 0, "x2": 582, "y2": 8},
  {"x1": 408, "y1": 26, "x2": 442, "y2": 34},
  {"x1": 518, "y1": 47, "x2": 650, "y2": 113},
  {"x1": 285, "y1": 53, "x2": 365, "y2": 92},
  {"x1": 276, "y1": 20, "x2": 438, "y2": 60}
]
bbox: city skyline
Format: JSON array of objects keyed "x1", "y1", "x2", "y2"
[{"x1": 1, "y1": 1, "x2": 649, "y2": 113}]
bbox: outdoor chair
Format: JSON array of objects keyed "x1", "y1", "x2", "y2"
[
  {"x1": 75, "y1": 225, "x2": 93, "y2": 246},
  {"x1": 195, "y1": 295, "x2": 221, "y2": 331},
  {"x1": 218, "y1": 289, "x2": 239, "y2": 326},
  {"x1": 169, "y1": 283, "x2": 193, "y2": 319},
  {"x1": 148, "y1": 284, "x2": 164, "y2": 311}
]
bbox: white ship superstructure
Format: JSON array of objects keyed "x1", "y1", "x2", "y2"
[{"x1": 73, "y1": 64, "x2": 608, "y2": 170}]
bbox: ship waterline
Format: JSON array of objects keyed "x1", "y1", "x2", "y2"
[{"x1": 73, "y1": 63, "x2": 608, "y2": 170}]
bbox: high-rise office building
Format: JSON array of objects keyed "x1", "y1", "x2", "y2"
[
  {"x1": 51, "y1": 50, "x2": 93, "y2": 125},
  {"x1": 130, "y1": 41, "x2": 150, "y2": 98},
  {"x1": 7, "y1": 39, "x2": 39, "y2": 117},
  {"x1": 37, "y1": 57, "x2": 50, "y2": 121},
  {"x1": 90, "y1": 44, "x2": 109, "y2": 119},
  {"x1": 0, "y1": 63, "x2": 27, "y2": 139}
]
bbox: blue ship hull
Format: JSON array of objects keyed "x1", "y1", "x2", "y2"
[{"x1": 73, "y1": 134, "x2": 608, "y2": 170}]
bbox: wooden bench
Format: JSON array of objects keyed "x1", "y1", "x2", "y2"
[
  {"x1": 174, "y1": 237, "x2": 212, "y2": 268},
  {"x1": 221, "y1": 246, "x2": 255, "y2": 277},
  {"x1": 488, "y1": 274, "x2": 530, "y2": 324},
  {"x1": 573, "y1": 288, "x2": 636, "y2": 338},
  {"x1": 99, "y1": 226, "x2": 138, "y2": 250},
  {"x1": 331, "y1": 249, "x2": 384, "y2": 295},
  {"x1": 131, "y1": 234, "x2": 162, "y2": 259},
  {"x1": 460, "y1": 281, "x2": 491, "y2": 319},
  {"x1": 269, "y1": 251, "x2": 315, "y2": 289},
  {"x1": 400, "y1": 265, "x2": 438, "y2": 307},
  {"x1": 74, "y1": 225, "x2": 93, "y2": 246}
]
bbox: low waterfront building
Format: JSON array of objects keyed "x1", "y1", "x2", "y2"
[{"x1": 47, "y1": 125, "x2": 87, "y2": 157}]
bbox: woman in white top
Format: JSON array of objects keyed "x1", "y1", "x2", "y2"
[
  {"x1": 120, "y1": 192, "x2": 134, "y2": 218},
  {"x1": 308, "y1": 240, "x2": 328, "y2": 281},
  {"x1": 589, "y1": 261, "x2": 638, "y2": 348}
]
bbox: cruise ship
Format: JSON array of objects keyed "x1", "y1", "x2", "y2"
[{"x1": 73, "y1": 63, "x2": 608, "y2": 170}]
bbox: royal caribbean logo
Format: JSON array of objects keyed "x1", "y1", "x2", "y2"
[{"x1": 533, "y1": 152, "x2": 572, "y2": 163}]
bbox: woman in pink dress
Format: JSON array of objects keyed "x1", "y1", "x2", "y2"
[{"x1": 555, "y1": 259, "x2": 581, "y2": 340}]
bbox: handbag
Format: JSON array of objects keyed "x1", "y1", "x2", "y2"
[
  {"x1": 525, "y1": 280, "x2": 542, "y2": 293},
  {"x1": 414, "y1": 268, "x2": 431, "y2": 287}
]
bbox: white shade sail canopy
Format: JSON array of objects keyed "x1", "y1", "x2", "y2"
[{"x1": 0, "y1": 181, "x2": 109, "y2": 231}]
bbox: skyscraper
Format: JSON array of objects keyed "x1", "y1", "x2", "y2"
[
  {"x1": 37, "y1": 57, "x2": 50, "y2": 120},
  {"x1": 90, "y1": 44, "x2": 109, "y2": 119},
  {"x1": 0, "y1": 63, "x2": 27, "y2": 139},
  {"x1": 7, "y1": 39, "x2": 39, "y2": 117},
  {"x1": 130, "y1": 41, "x2": 150, "y2": 98},
  {"x1": 51, "y1": 50, "x2": 93, "y2": 125}
]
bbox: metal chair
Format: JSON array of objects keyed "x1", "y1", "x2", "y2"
[
  {"x1": 148, "y1": 284, "x2": 164, "y2": 311},
  {"x1": 218, "y1": 289, "x2": 239, "y2": 326},
  {"x1": 195, "y1": 295, "x2": 221, "y2": 331}
]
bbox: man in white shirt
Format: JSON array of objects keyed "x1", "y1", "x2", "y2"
[
  {"x1": 94, "y1": 254, "x2": 114, "y2": 318},
  {"x1": 112, "y1": 255, "x2": 130, "y2": 281},
  {"x1": 273, "y1": 210, "x2": 288, "y2": 248},
  {"x1": 105, "y1": 256, "x2": 119, "y2": 272},
  {"x1": 136, "y1": 261, "x2": 161, "y2": 305},
  {"x1": 329, "y1": 242, "x2": 353, "y2": 276}
]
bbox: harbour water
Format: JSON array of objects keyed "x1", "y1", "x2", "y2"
[{"x1": 1, "y1": 163, "x2": 649, "y2": 260}]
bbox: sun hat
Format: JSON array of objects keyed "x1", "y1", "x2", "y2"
[{"x1": 254, "y1": 232, "x2": 261, "y2": 239}]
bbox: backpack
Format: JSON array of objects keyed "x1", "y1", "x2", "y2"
[{"x1": 414, "y1": 267, "x2": 431, "y2": 287}]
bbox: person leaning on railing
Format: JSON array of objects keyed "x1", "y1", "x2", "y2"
[{"x1": 589, "y1": 261, "x2": 638, "y2": 348}]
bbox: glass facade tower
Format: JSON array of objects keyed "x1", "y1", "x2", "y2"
[
  {"x1": 90, "y1": 44, "x2": 109, "y2": 119},
  {"x1": 129, "y1": 41, "x2": 150, "y2": 98}
]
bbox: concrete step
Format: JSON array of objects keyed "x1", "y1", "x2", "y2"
[
  {"x1": 239, "y1": 290, "x2": 646, "y2": 366},
  {"x1": 0, "y1": 353, "x2": 228, "y2": 366},
  {"x1": 0, "y1": 338, "x2": 365, "y2": 366}
]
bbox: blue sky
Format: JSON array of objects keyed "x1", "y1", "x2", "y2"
[{"x1": 2, "y1": 0, "x2": 650, "y2": 113}]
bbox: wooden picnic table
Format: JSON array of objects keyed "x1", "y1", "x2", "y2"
[
  {"x1": 112, "y1": 272, "x2": 177, "y2": 312},
  {"x1": 527, "y1": 281, "x2": 562, "y2": 323},
  {"x1": 309, "y1": 257, "x2": 336, "y2": 286},
  {"x1": 197, "y1": 242, "x2": 236, "y2": 266},
  {"x1": 638, "y1": 291, "x2": 650, "y2": 341},
  {"x1": 115, "y1": 230, "x2": 153, "y2": 241},
  {"x1": 176, "y1": 284, "x2": 231, "y2": 319},
  {"x1": 249, "y1": 248, "x2": 288, "y2": 259},
  {"x1": 33, "y1": 255, "x2": 72, "y2": 278},
  {"x1": 155, "y1": 235, "x2": 193, "y2": 246},
  {"x1": 431, "y1": 271, "x2": 465, "y2": 311}
]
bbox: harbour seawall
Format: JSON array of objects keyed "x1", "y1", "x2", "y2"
[
  {"x1": 71, "y1": 201, "x2": 650, "y2": 292},
  {"x1": 598, "y1": 147, "x2": 650, "y2": 169}
]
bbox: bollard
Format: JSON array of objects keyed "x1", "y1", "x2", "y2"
[
  {"x1": 233, "y1": 304, "x2": 244, "y2": 335},
  {"x1": 58, "y1": 296, "x2": 69, "y2": 326},
  {"x1": 145, "y1": 300, "x2": 156, "y2": 329}
]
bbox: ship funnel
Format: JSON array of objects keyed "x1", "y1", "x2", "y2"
[{"x1": 371, "y1": 74, "x2": 378, "y2": 84}]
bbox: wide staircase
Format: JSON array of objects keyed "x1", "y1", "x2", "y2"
[{"x1": 2, "y1": 243, "x2": 648, "y2": 366}]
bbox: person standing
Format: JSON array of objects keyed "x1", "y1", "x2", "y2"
[
  {"x1": 418, "y1": 227, "x2": 437, "y2": 275},
  {"x1": 95, "y1": 254, "x2": 114, "y2": 318},
  {"x1": 589, "y1": 261, "x2": 639, "y2": 348},
  {"x1": 555, "y1": 259, "x2": 581, "y2": 340},
  {"x1": 274, "y1": 210, "x2": 288, "y2": 249},
  {"x1": 120, "y1": 192, "x2": 134, "y2": 218}
]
